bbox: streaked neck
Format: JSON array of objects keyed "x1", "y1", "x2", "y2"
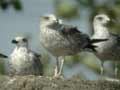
[
  {"x1": 15, "y1": 45, "x2": 28, "y2": 51},
  {"x1": 93, "y1": 24, "x2": 109, "y2": 38}
]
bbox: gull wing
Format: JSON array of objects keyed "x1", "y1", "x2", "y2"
[
  {"x1": 30, "y1": 51, "x2": 43, "y2": 75},
  {"x1": 111, "y1": 33, "x2": 120, "y2": 45},
  {"x1": 59, "y1": 24, "x2": 90, "y2": 49}
]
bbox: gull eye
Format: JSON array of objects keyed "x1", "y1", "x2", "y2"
[
  {"x1": 97, "y1": 17, "x2": 103, "y2": 20},
  {"x1": 23, "y1": 38, "x2": 27, "y2": 42},
  {"x1": 44, "y1": 16, "x2": 49, "y2": 20}
]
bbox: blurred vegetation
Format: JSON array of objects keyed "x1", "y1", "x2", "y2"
[
  {"x1": 0, "y1": 0, "x2": 22, "y2": 10},
  {"x1": 40, "y1": 53, "x2": 53, "y2": 76},
  {"x1": 0, "y1": 58, "x2": 5, "y2": 75}
]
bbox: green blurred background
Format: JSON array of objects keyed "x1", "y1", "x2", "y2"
[{"x1": 0, "y1": 0, "x2": 120, "y2": 80}]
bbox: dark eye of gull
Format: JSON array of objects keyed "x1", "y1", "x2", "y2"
[
  {"x1": 23, "y1": 38, "x2": 27, "y2": 42},
  {"x1": 44, "y1": 16, "x2": 49, "y2": 20},
  {"x1": 97, "y1": 17, "x2": 103, "y2": 21}
]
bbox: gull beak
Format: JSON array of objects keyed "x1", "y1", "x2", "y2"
[{"x1": 11, "y1": 40, "x2": 18, "y2": 44}]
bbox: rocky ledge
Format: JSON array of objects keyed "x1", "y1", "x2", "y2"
[{"x1": 0, "y1": 75, "x2": 120, "y2": 90}]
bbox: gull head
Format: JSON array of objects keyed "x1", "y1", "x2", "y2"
[
  {"x1": 11, "y1": 36, "x2": 28, "y2": 47},
  {"x1": 93, "y1": 14, "x2": 110, "y2": 27},
  {"x1": 40, "y1": 14, "x2": 62, "y2": 26}
]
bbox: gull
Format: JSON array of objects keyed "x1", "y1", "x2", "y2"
[
  {"x1": 5, "y1": 36, "x2": 43, "y2": 76},
  {"x1": 91, "y1": 14, "x2": 120, "y2": 78},
  {"x1": 39, "y1": 14, "x2": 108, "y2": 77}
]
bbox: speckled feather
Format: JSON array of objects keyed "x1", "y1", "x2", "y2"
[
  {"x1": 8, "y1": 47, "x2": 43, "y2": 76},
  {"x1": 6, "y1": 36, "x2": 43, "y2": 76}
]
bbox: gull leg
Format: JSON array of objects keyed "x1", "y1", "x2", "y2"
[
  {"x1": 115, "y1": 62, "x2": 118, "y2": 78},
  {"x1": 54, "y1": 57, "x2": 59, "y2": 77},
  {"x1": 100, "y1": 61, "x2": 104, "y2": 76},
  {"x1": 58, "y1": 56, "x2": 64, "y2": 76}
]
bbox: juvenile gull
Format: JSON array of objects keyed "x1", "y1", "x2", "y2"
[
  {"x1": 39, "y1": 14, "x2": 108, "y2": 77},
  {"x1": 91, "y1": 14, "x2": 120, "y2": 77},
  {"x1": 6, "y1": 36, "x2": 43, "y2": 76}
]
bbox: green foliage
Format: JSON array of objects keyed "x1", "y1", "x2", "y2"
[
  {"x1": 0, "y1": 59, "x2": 5, "y2": 74},
  {"x1": 76, "y1": 0, "x2": 94, "y2": 7},
  {"x1": 0, "y1": 0, "x2": 8, "y2": 10},
  {"x1": 54, "y1": 0, "x2": 79, "y2": 19},
  {"x1": 55, "y1": 2, "x2": 79, "y2": 19},
  {"x1": 40, "y1": 53, "x2": 53, "y2": 76},
  {"x1": 0, "y1": 0, "x2": 22, "y2": 10},
  {"x1": 65, "y1": 54, "x2": 81, "y2": 67},
  {"x1": 12, "y1": 0, "x2": 22, "y2": 10}
]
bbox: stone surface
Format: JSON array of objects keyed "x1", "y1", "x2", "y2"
[{"x1": 0, "y1": 75, "x2": 120, "y2": 90}]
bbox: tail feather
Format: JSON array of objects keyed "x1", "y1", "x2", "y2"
[
  {"x1": 118, "y1": 36, "x2": 120, "y2": 41},
  {"x1": 111, "y1": 33, "x2": 120, "y2": 45},
  {"x1": 91, "y1": 39, "x2": 108, "y2": 43},
  {"x1": 0, "y1": 53, "x2": 8, "y2": 58},
  {"x1": 117, "y1": 36, "x2": 120, "y2": 45},
  {"x1": 85, "y1": 44, "x2": 97, "y2": 52},
  {"x1": 85, "y1": 38, "x2": 108, "y2": 52}
]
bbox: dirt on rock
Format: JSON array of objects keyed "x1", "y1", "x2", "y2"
[{"x1": 0, "y1": 75, "x2": 119, "y2": 90}]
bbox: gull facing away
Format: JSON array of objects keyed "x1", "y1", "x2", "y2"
[
  {"x1": 91, "y1": 14, "x2": 120, "y2": 78},
  {"x1": 39, "y1": 14, "x2": 108, "y2": 77},
  {"x1": 5, "y1": 36, "x2": 43, "y2": 76}
]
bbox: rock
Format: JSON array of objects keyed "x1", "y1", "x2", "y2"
[{"x1": 0, "y1": 75, "x2": 119, "y2": 90}]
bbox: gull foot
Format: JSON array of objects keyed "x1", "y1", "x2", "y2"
[{"x1": 53, "y1": 74, "x2": 64, "y2": 80}]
